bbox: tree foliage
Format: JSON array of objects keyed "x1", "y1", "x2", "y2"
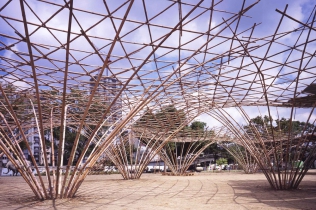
[
  {"x1": 0, "y1": 83, "x2": 34, "y2": 124},
  {"x1": 216, "y1": 158, "x2": 227, "y2": 166},
  {"x1": 247, "y1": 115, "x2": 315, "y2": 136},
  {"x1": 46, "y1": 126, "x2": 95, "y2": 165},
  {"x1": 190, "y1": 121, "x2": 206, "y2": 130}
]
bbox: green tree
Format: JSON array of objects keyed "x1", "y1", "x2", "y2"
[
  {"x1": 216, "y1": 158, "x2": 227, "y2": 166},
  {"x1": 274, "y1": 118, "x2": 314, "y2": 135},
  {"x1": 247, "y1": 115, "x2": 315, "y2": 136},
  {"x1": 47, "y1": 126, "x2": 95, "y2": 166},
  {"x1": 190, "y1": 121, "x2": 206, "y2": 130}
]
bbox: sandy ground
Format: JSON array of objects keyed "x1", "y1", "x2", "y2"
[{"x1": 0, "y1": 171, "x2": 315, "y2": 210}]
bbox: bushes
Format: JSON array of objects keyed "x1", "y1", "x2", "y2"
[{"x1": 216, "y1": 158, "x2": 227, "y2": 166}]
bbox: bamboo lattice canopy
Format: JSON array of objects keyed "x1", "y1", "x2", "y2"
[
  {"x1": 283, "y1": 83, "x2": 316, "y2": 107},
  {"x1": 0, "y1": 0, "x2": 315, "y2": 112}
]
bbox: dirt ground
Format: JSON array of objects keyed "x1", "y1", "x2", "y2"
[{"x1": 0, "y1": 171, "x2": 315, "y2": 210}]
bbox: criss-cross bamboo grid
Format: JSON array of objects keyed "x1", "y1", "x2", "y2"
[
  {"x1": 159, "y1": 127, "x2": 220, "y2": 176},
  {"x1": 0, "y1": 0, "x2": 315, "y2": 199},
  {"x1": 217, "y1": 137, "x2": 259, "y2": 174},
  {"x1": 207, "y1": 105, "x2": 315, "y2": 189},
  {"x1": 105, "y1": 107, "x2": 201, "y2": 179}
]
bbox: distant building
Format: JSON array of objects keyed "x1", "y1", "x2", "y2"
[
  {"x1": 89, "y1": 75, "x2": 122, "y2": 124},
  {"x1": 23, "y1": 125, "x2": 54, "y2": 165},
  {"x1": 24, "y1": 127, "x2": 41, "y2": 163}
]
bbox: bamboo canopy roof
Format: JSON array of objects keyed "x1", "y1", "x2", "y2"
[
  {"x1": 0, "y1": 0, "x2": 315, "y2": 114},
  {"x1": 133, "y1": 126, "x2": 226, "y2": 142}
]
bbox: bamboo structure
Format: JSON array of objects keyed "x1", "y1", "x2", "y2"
[
  {"x1": 159, "y1": 127, "x2": 217, "y2": 175},
  {"x1": 105, "y1": 107, "x2": 200, "y2": 179},
  {"x1": 0, "y1": 0, "x2": 315, "y2": 199},
  {"x1": 207, "y1": 106, "x2": 315, "y2": 189},
  {"x1": 218, "y1": 142, "x2": 259, "y2": 174}
]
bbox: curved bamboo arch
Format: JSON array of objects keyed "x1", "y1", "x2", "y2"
[
  {"x1": 159, "y1": 127, "x2": 226, "y2": 175},
  {"x1": 217, "y1": 141, "x2": 259, "y2": 174},
  {"x1": 206, "y1": 106, "x2": 316, "y2": 190},
  {"x1": 105, "y1": 107, "x2": 201, "y2": 179}
]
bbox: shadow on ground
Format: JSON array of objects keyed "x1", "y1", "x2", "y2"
[{"x1": 227, "y1": 174, "x2": 316, "y2": 210}]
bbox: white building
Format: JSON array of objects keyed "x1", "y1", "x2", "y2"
[
  {"x1": 89, "y1": 75, "x2": 122, "y2": 124},
  {"x1": 23, "y1": 126, "x2": 53, "y2": 165}
]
